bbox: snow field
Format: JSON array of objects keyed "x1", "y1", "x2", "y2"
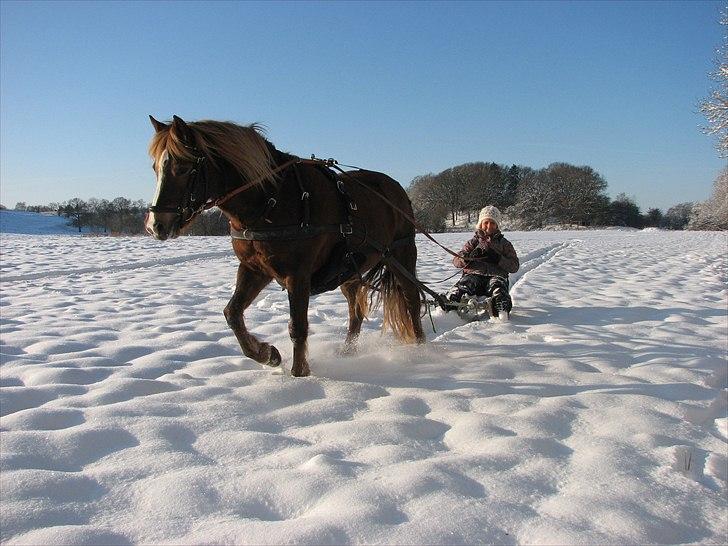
[{"x1": 0, "y1": 230, "x2": 726, "y2": 544}]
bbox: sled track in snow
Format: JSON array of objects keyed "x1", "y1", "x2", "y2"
[
  {"x1": 1, "y1": 251, "x2": 233, "y2": 283},
  {"x1": 510, "y1": 240, "x2": 577, "y2": 292}
]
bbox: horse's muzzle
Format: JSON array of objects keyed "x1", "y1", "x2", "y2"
[{"x1": 146, "y1": 211, "x2": 179, "y2": 240}]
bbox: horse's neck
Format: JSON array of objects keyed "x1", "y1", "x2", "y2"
[{"x1": 219, "y1": 143, "x2": 297, "y2": 229}]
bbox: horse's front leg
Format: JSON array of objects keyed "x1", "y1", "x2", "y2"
[
  {"x1": 286, "y1": 275, "x2": 311, "y2": 377},
  {"x1": 224, "y1": 265, "x2": 280, "y2": 367}
]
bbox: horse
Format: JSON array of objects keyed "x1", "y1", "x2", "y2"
[{"x1": 145, "y1": 115, "x2": 424, "y2": 377}]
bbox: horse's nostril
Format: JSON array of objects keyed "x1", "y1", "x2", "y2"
[{"x1": 154, "y1": 222, "x2": 164, "y2": 233}]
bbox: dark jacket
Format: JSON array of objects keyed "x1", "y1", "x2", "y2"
[{"x1": 452, "y1": 229, "x2": 519, "y2": 278}]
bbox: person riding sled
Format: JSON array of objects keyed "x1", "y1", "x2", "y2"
[{"x1": 446, "y1": 205, "x2": 520, "y2": 317}]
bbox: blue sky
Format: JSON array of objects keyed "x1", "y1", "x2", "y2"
[{"x1": 1, "y1": 0, "x2": 724, "y2": 211}]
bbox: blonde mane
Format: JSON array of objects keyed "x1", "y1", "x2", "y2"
[{"x1": 148, "y1": 120, "x2": 278, "y2": 187}]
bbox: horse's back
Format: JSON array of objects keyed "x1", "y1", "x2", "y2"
[{"x1": 340, "y1": 169, "x2": 415, "y2": 241}]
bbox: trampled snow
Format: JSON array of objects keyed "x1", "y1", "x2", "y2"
[{"x1": 1, "y1": 228, "x2": 726, "y2": 544}]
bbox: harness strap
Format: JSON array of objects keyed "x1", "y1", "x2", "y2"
[
  {"x1": 327, "y1": 164, "x2": 465, "y2": 261},
  {"x1": 230, "y1": 223, "x2": 354, "y2": 241},
  {"x1": 259, "y1": 198, "x2": 277, "y2": 224},
  {"x1": 381, "y1": 253, "x2": 451, "y2": 309},
  {"x1": 293, "y1": 164, "x2": 311, "y2": 228},
  {"x1": 209, "y1": 157, "x2": 301, "y2": 209}
]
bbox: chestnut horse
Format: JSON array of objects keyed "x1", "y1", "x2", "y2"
[{"x1": 145, "y1": 115, "x2": 424, "y2": 376}]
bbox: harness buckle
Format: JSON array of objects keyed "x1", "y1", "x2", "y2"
[{"x1": 341, "y1": 224, "x2": 353, "y2": 236}]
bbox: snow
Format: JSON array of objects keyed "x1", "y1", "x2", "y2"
[
  {"x1": 0, "y1": 210, "x2": 79, "y2": 235},
  {"x1": 1, "y1": 226, "x2": 726, "y2": 544}
]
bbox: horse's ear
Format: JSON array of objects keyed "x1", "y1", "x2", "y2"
[
  {"x1": 149, "y1": 115, "x2": 168, "y2": 133},
  {"x1": 171, "y1": 115, "x2": 194, "y2": 145}
]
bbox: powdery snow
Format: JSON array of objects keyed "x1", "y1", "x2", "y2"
[{"x1": 1, "y1": 230, "x2": 726, "y2": 545}]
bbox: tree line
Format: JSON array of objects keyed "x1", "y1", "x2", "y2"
[
  {"x1": 407, "y1": 162, "x2": 727, "y2": 232},
  {"x1": 10, "y1": 197, "x2": 231, "y2": 236},
  {"x1": 7, "y1": 165, "x2": 726, "y2": 235}
]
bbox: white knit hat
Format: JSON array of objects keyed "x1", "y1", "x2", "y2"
[{"x1": 478, "y1": 205, "x2": 501, "y2": 227}]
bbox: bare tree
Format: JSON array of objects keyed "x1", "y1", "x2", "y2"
[
  {"x1": 545, "y1": 163, "x2": 608, "y2": 225},
  {"x1": 408, "y1": 174, "x2": 448, "y2": 232},
  {"x1": 700, "y1": 9, "x2": 728, "y2": 157},
  {"x1": 437, "y1": 168, "x2": 466, "y2": 227},
  {"x1": 460, "y1": 162, "x2": 506, "y2": 214},
  {"x1": 61, "y1": 198, "x2": 91, "y2": 232}
]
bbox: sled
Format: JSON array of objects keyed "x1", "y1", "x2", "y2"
[{"x1": 442, "y1": 294, "x2": 510, "y2": 322}]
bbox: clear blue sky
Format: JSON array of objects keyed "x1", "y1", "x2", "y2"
[{"x1": 1, "y1": 0, "x2": 725, "y2": 211}]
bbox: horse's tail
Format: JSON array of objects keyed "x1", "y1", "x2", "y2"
[{"x1": 358, "y1": 262, "x2": 418, "y2": 343}]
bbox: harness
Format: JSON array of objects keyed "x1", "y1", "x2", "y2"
[
  {"x1": 149, "y1": 149, "x2": 450, "y2": 308},
  {"x1": 229, "y1": 160, "x2": 359, "y2": 242}
]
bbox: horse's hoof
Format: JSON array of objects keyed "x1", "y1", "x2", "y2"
[
  {"x1": 337, "y1": 343, "x2": 357, "y2": 357},
  {"x1": 266, "y1": 346, "x2": 281, "y2": 367},
  {"x1": 291, "y1": 366, "x2": 310, "y2": 377}
]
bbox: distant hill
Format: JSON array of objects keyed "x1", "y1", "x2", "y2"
[{"x1": 0, "y1": 210, "x2": 80, "y2": 235}]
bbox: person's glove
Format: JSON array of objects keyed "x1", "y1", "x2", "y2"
[
  {"x1": 469, "y1": 247, "x2": 484, "y2": 259},
  {"x1": 482, "y1": 248, "x2": 499, "y2": 264}
]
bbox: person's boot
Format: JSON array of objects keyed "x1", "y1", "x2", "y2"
[{"x1": 491, "y1": 287, "x2": 512, "y2": 318}]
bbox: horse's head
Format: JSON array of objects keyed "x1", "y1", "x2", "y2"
[{"x1": 146, "y1": 115, "x2": 211, "y2": 240}]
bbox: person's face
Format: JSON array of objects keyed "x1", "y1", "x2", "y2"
[{"x1": 479, "y1": 219, "x2": 498, "y2": 234}]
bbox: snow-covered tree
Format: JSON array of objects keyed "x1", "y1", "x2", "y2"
[
  {"x1": 700, "y1": 9, "x2": 728, "y2": 157},
  {"x1": 688, "y1": 168, "x2": 728, "y2": 230},
  {"x1": 663, "y1": 202, "x2": 694, "y2": 230},
  {"x1": 510, "y1": 169, "x2": 555, "y2": 229}
]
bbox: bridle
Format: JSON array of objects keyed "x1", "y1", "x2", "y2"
[
  {"x1": 147, "y1": 145, "x2": 312, "y2": 229},
  {"x1": 147, "y1": 149, "x2": 209, "y2": 227}
]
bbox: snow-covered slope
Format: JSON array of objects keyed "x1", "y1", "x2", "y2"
[
  {"x1": 1, "y1": 230, "x2": 726, "y2": 544},
  {"x1": 0, "y1": 210, "x2": 79, "y2": 235}
]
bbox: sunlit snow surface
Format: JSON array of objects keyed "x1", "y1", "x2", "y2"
[{"x1": 1, "y1": 229, "x2": 726, "y2": 544}]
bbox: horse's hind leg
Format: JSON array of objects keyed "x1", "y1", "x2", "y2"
[
  {"x1": 391, "y1": 244, "x2": 425, "y2": 343},
  {"x1": 224, "y1": 265, "x2": 280, "y2": 367},
  {"x1": 340, "y1": 278, "x2": 367, "y2": 354}
]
